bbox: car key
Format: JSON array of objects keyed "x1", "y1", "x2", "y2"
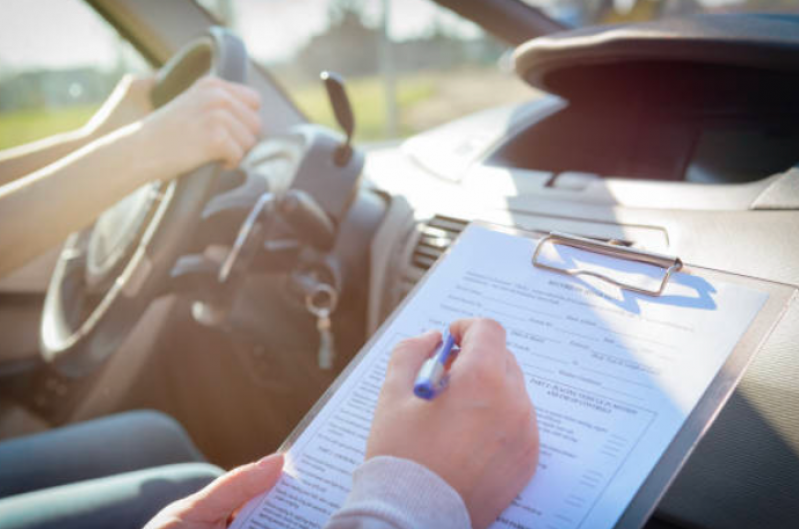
[{"x1": 305, "y1": 283, "x2": 338, "y2": 370}]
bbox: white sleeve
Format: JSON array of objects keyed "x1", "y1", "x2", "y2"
[{"x1": 324, "y1": 455, "x2": 472, "y2": 529}]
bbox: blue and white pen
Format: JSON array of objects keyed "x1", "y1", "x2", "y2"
[{"x1": 413, "y1": 330, "x2": 457, "y2": 400}]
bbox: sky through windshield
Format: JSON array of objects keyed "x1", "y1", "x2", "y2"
[{"x1": 1, "y1": 0, "x2": 786, "y2": 71}]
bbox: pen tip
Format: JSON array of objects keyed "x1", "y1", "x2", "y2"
[{"x1": 414, "y1": 384, "x2": 436, "y2": 400}]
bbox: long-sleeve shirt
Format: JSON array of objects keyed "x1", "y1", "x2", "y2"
[{"x1": 324, "y1": 456, "x2": 472, "y2": 529}]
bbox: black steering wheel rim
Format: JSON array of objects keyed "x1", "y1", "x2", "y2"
[{"x1": 40, "y1": 27, "x2": 249, "y2": 377}]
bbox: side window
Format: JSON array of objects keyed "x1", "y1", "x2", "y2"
[{"x1": 0, "y1": 0, "x2": 150, "y2": 150}]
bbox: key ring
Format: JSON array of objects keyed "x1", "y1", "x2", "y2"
[{"x1": 305, "y1": 283, "x2": 339, "y2": 317}]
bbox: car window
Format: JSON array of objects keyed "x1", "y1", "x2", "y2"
[
  {"x1": 196, "y1": 0, "x2": 534, "y2": 143},
  {"x1": 522, "y1": 0, "x2": 795, "y2": 27},
  {"x1": 0, "y1": 0, "x2": 150, "y2": 150}
]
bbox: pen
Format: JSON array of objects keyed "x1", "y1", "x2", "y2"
[{"x1": 413, "y1": 330, "x2": 457, "y2": 400}]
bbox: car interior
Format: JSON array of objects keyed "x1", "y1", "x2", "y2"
[{"x1": 0, "y1": 1, "x2": 797, "y2": 528}]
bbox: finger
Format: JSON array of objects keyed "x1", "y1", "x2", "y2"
[
  {"x1": 219, "y1": 110, "x2": 257, "y2": 154},
  {"x1": 216, "y1": 78, "x2": 262, "y2": 110},
  {"x1": 213, "y1": 129, "x2": 245, "y2": 169},
  {"x1": 449, "y1": 318, "x2": 508, "y2": 375},
  {"x1": 219, "y1": 90, "x2": 262, "y2": 135},
  {"x1": 386, "y1": 330, "x2": 442, "y2": 388},
  {"x1": 189, "y1": 453, "x2": 284, "y2": 521}
]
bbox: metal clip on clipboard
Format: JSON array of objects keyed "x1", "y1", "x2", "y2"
[{"x1": 532, "y1": 232, "x2": 684, "y2": 297}]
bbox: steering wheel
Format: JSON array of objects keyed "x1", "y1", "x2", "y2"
[{"x1": 40, "y1": 28, "x2": 249, "y2": 377}]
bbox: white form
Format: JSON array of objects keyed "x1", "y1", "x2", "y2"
[{"x1": 232, "y1": 224, "x2": 768, "y2": 529}]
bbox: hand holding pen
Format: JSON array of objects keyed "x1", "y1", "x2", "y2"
[
  {"x1": 413, "y1": 330, "x2": 458, "y2": 400},
  {"x1": 366, "y1": 318, "x2": 540, "y2": 529}
]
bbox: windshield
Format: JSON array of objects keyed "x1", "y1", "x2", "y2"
[
  {"x1": 198, "y1": 0, "x2": 795, "y2": 143},
  {"x1": 198, "y1": 0, "x2": 532, "y2": 142},
  {"x1": 522, "y1": 0, "x2": 795, "y2": 27}
]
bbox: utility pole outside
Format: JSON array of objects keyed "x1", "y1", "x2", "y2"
[{"x1": 379, "y1": 0, "x2": 398, "y2": 138}]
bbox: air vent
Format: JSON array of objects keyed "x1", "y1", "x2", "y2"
[
  {"x1": 412, "y1": 215, "x2": 468, "y2": 269},
  {"x1": 399, "y1": 215, "x2": 468, "y2": 297}
]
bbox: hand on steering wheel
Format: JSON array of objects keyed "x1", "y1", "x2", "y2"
[
  {"x1": 41, "y1": 28, "x2": 257, "y2": 376},
  {"x1": 141, "y1": 76, "x2": 261, "y2": 174},
  {"x1": 86, "y1": 75, "x2": 261, "y2": 174}
]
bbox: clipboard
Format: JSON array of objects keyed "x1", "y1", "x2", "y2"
[
  {"x1": 247, "y1": 221, "x2": 796, "y2": 529},
  {"x1": 525, "y1": 225, "x2": 796, "y2": 528}
]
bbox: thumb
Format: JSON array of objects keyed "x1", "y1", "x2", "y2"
[
  {"x1": 189, "y1": 453, "x2": 284, "y2": 520},
  {"x1": 387, "y1": 330, "x2": 442, "y2": 387}
]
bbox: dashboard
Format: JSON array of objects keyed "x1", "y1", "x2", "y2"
[
  {"x1": 360, "y1": 19, "x2": 799, "y2": 524},
  {"x1": 201, "y1": 17, "x2": 799, "y2": 525},
  {"x1": 361, "y1": 91, "x2": 799, "y2": 528}
]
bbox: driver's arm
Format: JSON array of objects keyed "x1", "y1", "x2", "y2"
[
  {"x1": 0, "y1": 76, "x2": 261, "y2": 279},
  {"x1": 0, "y1": 75, "x2": 155, "y2": 187}
]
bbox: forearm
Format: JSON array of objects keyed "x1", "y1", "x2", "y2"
[
  {"x1": 0, "y1": 122, "x2": 165, "y2": 278},
  {"x1": 0, "y1": 75, "x2": 158, "y2": 187},
  {"x1": 0, "y1": 76, "x2": 262, "y2": 279},
  {"x1": 0, "y1": 126, "x2": 100, "y2": 187}
]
